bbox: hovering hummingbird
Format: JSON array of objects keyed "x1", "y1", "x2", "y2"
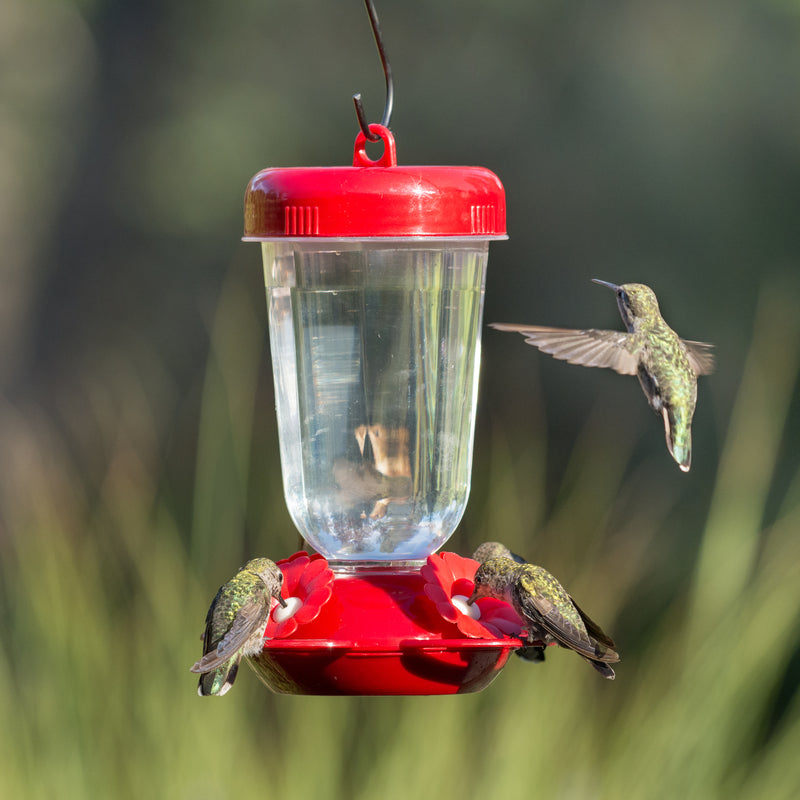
[
  {"x1": 491, "y1": 280, "x2": 715, "y2": 472},
  {"x1": 469, "y1": 556, "x2": 620, "y2": 679},
  {"x1": 191, "y1": 558, "x2": 286, "y2": 696}
]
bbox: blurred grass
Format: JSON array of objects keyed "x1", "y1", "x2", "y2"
[{"x1": 2, "y1": 276, "x2": 800, "y2": 799}]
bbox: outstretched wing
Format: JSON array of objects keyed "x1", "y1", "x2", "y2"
[
  {"x1": 682, "y1": 339, "x2": 715, "y2": 376},
  {"x1": 191, "y1": 600, "x2": 267, "y2": 673},
  {"x1": 491, "y1": 324, "x2": 639, "y2": 375}
]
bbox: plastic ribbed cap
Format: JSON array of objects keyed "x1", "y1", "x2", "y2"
[{"x1": 243, "y1": 125, "x2": 507, "y2": 240}]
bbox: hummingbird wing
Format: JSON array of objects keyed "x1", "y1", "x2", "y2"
[
  {"x1": 514, "y1": 569, "x2": 620, "y2": 663},
  {"x1": 535, "y1": 597, "x2": 619, "y2": 664},
  {"x1": 491, "y1": 324, "x2": 639, "y2": 375},
  {"x1": 682, "y1": 339, "x2": 715, "y2": 375},
  {"x1": 570, "y1": 597, "x2": 618, "y2": 652},
  {"x1": 191, "y1": 600, "x2": 268, "y2": 673},
  {"x1": 514, "y1": 570, "x2": 595, "y2": 654},
  {"x1": 517, "y1": 589, "x2": 599, "y2": 658}
]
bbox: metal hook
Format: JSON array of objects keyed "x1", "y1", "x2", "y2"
[{"x1": 352, "y1": 0, "x2": 394, "y2": 142}]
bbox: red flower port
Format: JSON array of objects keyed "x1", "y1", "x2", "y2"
[
  {"x1": 420, "y1": 552, "x2": 525, "y2": 640},
  {"x1": 265, "y1": 551, "x2": 334, "y2": 639}
]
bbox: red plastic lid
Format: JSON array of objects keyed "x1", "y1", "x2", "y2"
[{"x1": 243, "y1": 125, "x2": 507, "y2": 239}]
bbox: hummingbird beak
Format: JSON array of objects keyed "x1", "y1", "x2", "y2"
[
  {"x1": 277, "y1": 594, "x2": 288, "y2": 609},
  {"x1": 467, "y1": 590, "x2": 479, "y2": 606},
  {"x1": 591, "y1": 278, "x2": 620, "y2": 292}
]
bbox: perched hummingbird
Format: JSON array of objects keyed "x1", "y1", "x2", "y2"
[
  {"x1": 469, "y1": 556, "x2": 620, "y2": 679},
  {"x1": 191, "y1": 558, "x2": 286, "y2": 696},
  {"x1": 491, "y1": 280, "x2": 715, "y2": 472},
  {"x1": 472, "y1": 542, "x2": 545, "y2": 661}
]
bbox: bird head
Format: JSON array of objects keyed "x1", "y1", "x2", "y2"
[
  {"x1": 472, "y1": 541, "x2": 514, "y2": 563},
  {"x1": 593, "y1": 279, "x2": 660, "y2": 327},
  {"x1": 245, "y1": 557, "x2": 287, "y2": 607},
  {"x1": 468, "y1": 557, "x2": 519, "y2": 605}
]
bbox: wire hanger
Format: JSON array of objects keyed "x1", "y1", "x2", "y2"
[{"x1": 352, "y1": 0, "x2": 394, "y2": 141}]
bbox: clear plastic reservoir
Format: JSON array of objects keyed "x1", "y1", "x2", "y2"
[{"x1": 263, "y1": 239, "x2": 488, "y2": 564}]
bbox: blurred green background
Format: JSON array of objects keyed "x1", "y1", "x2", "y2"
[{"x1": 2, "y1": 0, "x2": 800, "y2": 797}]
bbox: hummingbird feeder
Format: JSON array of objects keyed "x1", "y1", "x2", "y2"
[{"x1": 242, "y1": 0, "x2": 515, "y2": 695}]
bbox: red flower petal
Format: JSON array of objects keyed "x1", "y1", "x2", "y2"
[
  {"x1": 422, "y1": 584, "x2": 459, "y2": 623},
  {"x1": 265, "y1": 551, "x2": 334, "y2": 639},
  {"x1": 303, "y1": 557, "x2": 329, "y2": 582},
  {"x1": 451, "y1": 577, "x2": 474, "y2": 597},
  {"x1": 471, "y1": 598, "x2": 524, "y2": 637},
  {"x1": 420, "y1": 552, "x2": 524, "y2": 641},
  {"x1": 294, "y1": 586, "x2": 333, "y2": 624},
  {"x1": 270, "y1": 618, "x2": 298, "y2": 639},
  {"x1": 457, "y1": 614, "x2": 497, "y2": 638}
]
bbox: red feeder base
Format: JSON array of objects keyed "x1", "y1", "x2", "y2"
[{"x1": 248, "y1": 566, "x2": 518, "y2": 696}]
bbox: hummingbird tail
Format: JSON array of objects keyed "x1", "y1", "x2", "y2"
[
  {"x1": 197, "y1": 656, "x2": 241, "y2": 697},
  {"x1": 586, "y1": 658, "x2": 616, "y2": 679},
  {"x1": 662, "y1": 407, "x2": 692, "y2": 472}
]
